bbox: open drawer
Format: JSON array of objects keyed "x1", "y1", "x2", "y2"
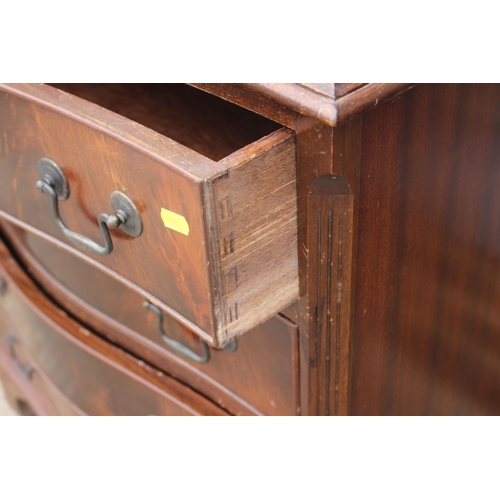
[{"x1": 0, "y1": 84, "x2": 298, "y2": 347}]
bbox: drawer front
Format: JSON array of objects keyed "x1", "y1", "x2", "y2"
[
  {"x1": 0, "y1": 359, "x2": 43, "y2": 415},
  {"x1": 0, "y1": 345, "x2": 52, "y2": 416},
  {"x1": 1, "y1": 221, "x2": 300, "y2": 416},
  {"x1": 0, "y1": 84, "x2": 298, "y2": 347},
  {"x1": 0, "y1": 323, "x2": 83, "y2": 416},
  {"x1": 0, "y1": 240, "x2": 227, "y2": 416}
]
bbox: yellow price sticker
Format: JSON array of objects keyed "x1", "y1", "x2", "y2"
[{"x1": 160, "y1": 208, "x2": 189, "y2": 236}]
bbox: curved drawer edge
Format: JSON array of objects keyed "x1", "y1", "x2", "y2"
[
  {"x1": 0, "y1": 332, "x2": 86, "y2": 416},
  {"x1": 0, "y1": 221, "x2": 280, "y2": 416},
  {"x1": 0, "y1": 239, "x2": 228, "y2": 416},
  {"x1": 0, "y1": 83, "x2": 226, "y2": 182},
  {"x1": 0, "y1": 212, "x2": 215, "y2": 345}
]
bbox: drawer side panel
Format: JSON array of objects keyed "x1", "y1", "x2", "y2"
[{"x1": 211, "y1": 129, "x2": 299, "y2": 343}]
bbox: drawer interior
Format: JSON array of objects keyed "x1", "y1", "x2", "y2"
[{"x1": 49, "y1": 83, "x2": 282, "y2": 161}]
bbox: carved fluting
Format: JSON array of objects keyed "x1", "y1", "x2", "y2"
[{"x1": 307, "y1": 175, "x2": 353, "y2": 415}]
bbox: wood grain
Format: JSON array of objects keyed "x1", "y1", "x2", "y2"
[
  {"x1": 0, "y1": 323, "x2": 84, "y2": 415},
  {"x1": 212, "y1": 129, "x2": 298, "y2": 342},
  {"x1": 0, "y1": 84, "x2": 298, "y2": 347},
  {"x1": 0, "y1": 219, "x2": 300, "y2": 416},
  {"x1": 192, "y1": 83, "x2": 414, "y2": 127},
  {"x1": 0, "y1": 238, "x2": 227, "y2": 415},
  {"x1": 333, "y1": 84, "x2": 366, "y2": 99},
  {"x1": 0, "y1": 346, "x2": 52, "y2": 416},
  {"x1": 241, "y1": 84, "x2": 338, "y2": 125},
  {"x1": 298, "y1": 83, "x2": 365, "y2": 99},
  {"x1": 7, "y1": 82, "x2": 496, "y2": 416},
  {"x1": 350, "y1": 83, "x2": 500, "y2": 415},
  {"x1": 335, "y1": 83, "x2": 417, "y2": 124},
  {"x1": 294, "y1": 114, "x2": 362, "y2": 415},
  {"x1": 307, "y1": 175, "x2": 353, "y2": 415}
]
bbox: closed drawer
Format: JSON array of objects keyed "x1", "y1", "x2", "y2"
[
  {"x1": 0, "y1": 239, "x2": 227, "y2": 416},
  {"x1": 0, "y1": 358, "x2": 45, "y2": 415},
  {"x1": 0, "y1": 220, "x2": 300, "y2": 416},
  {"x1": 0, "y1": 324, "x2": 83, "y2": 415},
  {"x1": 0, "y1": 336, "x2": 54, "y2": 416},
  {"x1": 0, "y1": 83, "x2": 298, "y2": 348}
]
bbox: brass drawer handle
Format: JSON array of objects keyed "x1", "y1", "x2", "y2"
[
  {"x1": 143, "y1": 301, "x2": 238, "y2": 364},
  {"x1": 3, "y1": 334, "x2": 34, "y2": 380},
  {"x1": 144, "y1": 301, "x2": 211, "y2": 364},
  {"x1": 36, "y1": 157, "x2": 143, "y2": 256}
]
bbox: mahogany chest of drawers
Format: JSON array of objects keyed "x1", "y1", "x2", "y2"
[{"x1": 1, "y1": 83, "x2": 499, "y2": 416}]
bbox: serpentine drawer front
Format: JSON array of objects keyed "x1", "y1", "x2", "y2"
[
  {"x1": 0, "y1": 240, "x2": 228, "y2": 416},
  {"x1": 0, "y1": 220, "x2": 300, "y2": 416},
  {"x1": 0, "y1": 83, "x2": 298, "y2": 348},
  {"x1": 0, "y1": 326, "x2": 84, "y2": 416}
]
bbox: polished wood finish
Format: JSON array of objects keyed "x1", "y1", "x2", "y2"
[
  {"x1": 0, "y1": 341, "x2": 52, "y2": 416},
  {"x1": 0, "y1": 83, "x2": 298, "y2": 347},
  {"x1": 349, "y1": 84, "x2": 500, "y2": 415},
  {"x1": 332, "y1": 84, "x2": 365, "y2": 99},
  {"x1": 2, "y1": 82, "x2": 499, "y2": 416},
  {"x1": 0, "y1": 323, "x2": 84, "y2": 415},
  {"x1": 192, "y1": 83, "x2": 414, "y2": 126},
  {"x1": 0, "y1": 239, "x2": 227, "y2": 415},
  {"x1": 0, "y1": 220, "x2": 300, "y2": 416},
  {"x1": 305, "y1": 175, "x2": 353, "y2": 416},
  {"x1": 294, "y1": 116, "x2": 361, "y2": 415},
  {"x1": 0, "y1": 360, "x2": 41, "y2": 415}
]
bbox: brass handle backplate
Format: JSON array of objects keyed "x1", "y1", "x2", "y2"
[{"x1": 36, "y1": 157, "x2": 143, "y2": 256}]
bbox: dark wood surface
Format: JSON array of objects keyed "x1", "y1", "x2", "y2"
[
  {"x1": 332, "y1": 84, "x2": 366, "y2": 99},
  {"x1": 294, "y1": 116, "x2": 362, "y2": 415},
  {"x1": 0, "y1": 83, "x2": 298, "y2": 347},
  {"x1": 293, "y1": 83, "x2": 500, "y2": 415},
  {"x1": 0, "y1": 219, "x2": 300, "y2": 416},
  {"x1": 0, "y1": 83, "x2": 220, "y2": 341},
  {"x1": 349, "y1": 84, "x2": 500, "y2": 415},
  {"x1": 2, "y1": 82, "x2": 499, "y2": 416},
  {"x1": 50, "y1": 84, "x2": 280, "y2": 162},
  {"x1": 192, "y1": 83, "x2": 414, "y2": 127},
  {"x1": 305, "y1": 175, "x2": 353, "y2": 416},
  {"x1": 295, "y1": 83, "x2": 366, "y2": 99},
  {"x1": 0, "y1": 322, "x2": 84, "y2": 415},
  {"x1": 190, "y1": 84, "x2": 297, "y2": 128},
  {"x1": 0, "y1": 342, "x2": 53, "y2": 416},
  {"x1": 0, "y1": 239, "x2": 228, "y2": 415}
]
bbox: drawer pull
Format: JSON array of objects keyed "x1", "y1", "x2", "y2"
[
  {"x1": 4, "y1": 334, "x2": 34, "y2": 380},
  {"x1": 36, "y1": 157, "x2": 143, "y2": 256},
  {"x1": 143, "y1": 301, "x2": 211, "y2": 364}
]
